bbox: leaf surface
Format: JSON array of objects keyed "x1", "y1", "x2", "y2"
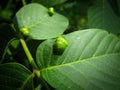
[
  {"x1": 0, "y1": 63, "x2": 34, "y2": 90},
  {"x1": 36, "y1": 29, "x2": 120, "y2": 90},
  {"x1": 14, "y1": 3, "x2": 68, "y2": 40},
  {"x1": 88, "y1": 0, "x2": 120, "y2": 34}
]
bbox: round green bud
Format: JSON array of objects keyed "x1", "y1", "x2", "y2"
[
  {"x1": 48, "y1": 7, "x2": 55, "y2": 16},
  {"x1": 53, "y1": 36, "x2": 68, "y2": 55},
  {"x1": 20, "y1": 28, "x2": 29, "y2": 36}
]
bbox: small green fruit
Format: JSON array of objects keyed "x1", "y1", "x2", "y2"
[
  {"x1": 48, "y1": 7, "x2": 55, "y2": 16},
  {"x1": 20, "y1": 28, "x2": 29, "y2": 36},
  {"x1": 53, "y1": 36, "x2": 68, "y2": 55}
]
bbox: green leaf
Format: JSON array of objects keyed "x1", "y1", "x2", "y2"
[
  {"x1": 88, "y1": 0, "x2": 120, "y2": 34},
  {"x1": 14, "y1": 3, "x2": 68, "y2": 40},
  {"x1": 0, "y1": 63, "x2": 34, "y2": 90},
  {"x1": 34, "y1": 85, "x2": 41, "y2": 90},
  {"x1": 0, "y1": 24, "x2": 15, "y2": 63},
  {"x1": 36, "y1": 29, "x2": 120, "y2": 90},
  {"x1": 32, "y1": 0, "x2": 67, "y2": 7}
]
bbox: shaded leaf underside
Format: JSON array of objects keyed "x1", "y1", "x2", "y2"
[
  {"x1": 0, "y1": 63, "x2": 33, "y2": 90},
  {"x1": 88, "y1": 0, "x2": 120, "y2": 34}
]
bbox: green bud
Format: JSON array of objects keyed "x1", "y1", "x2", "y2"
[
  {"x1": 20, "y1": 28, "x2": 29, "y2": 36},
  {"x1": 53, "y1": 36, "x2": 68, "y2": 55},
  {"x1": 48, "y1": 7, "x2": 55, "y2": 16}
]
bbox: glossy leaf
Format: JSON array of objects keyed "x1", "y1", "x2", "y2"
[
  {"x1": 32, "y1": 0, "x2": 67, "y2": 7},
  {"x1": 14, "y1": 3, "x2": 68, "y2": 40},
  {"x1": 36, "y1": 29, "x2": 120, "y2": 90},
  {"x1": 0, "y1": 63, "x2": 34, "y2": 90},
  {"x1": 0, "y1": 24, "x2": 15, "y2": 63},
  {"x1": 88, "y1": 0, "x2": 120, "y2": 34}
]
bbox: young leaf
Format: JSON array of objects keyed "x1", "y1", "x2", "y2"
[
  {"x1": 0, "y1": 63, "x2": 34, "y2": 90},
  {"x1": 88, "y1": 0, "x2": 120, "y2": 34},
  {"x1": 36, "y1": 29, "x2": 120, "y2": 90},
  {"x1": 14, "y1": 3, "x2": 68, "y2": 40}
]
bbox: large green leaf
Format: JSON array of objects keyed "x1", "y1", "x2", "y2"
[
  {"x1": 0, "y1": 24, "x2": 15, "y2": 63},
  {"x1": 0, "y1": 63, "x2": 34, "y2": 90},
  {"x1": 88, "y1": 0, "x2": 120, "y2": 34},
  {"x1": 32, "y1": 0, "x2": 67, "y2": 7},
  {"x1": 36, "y1": 29, "x2": 120, "y2": 90},
  {"x1": 14, "y1": 3, "x2": 68, "y2": 40}
]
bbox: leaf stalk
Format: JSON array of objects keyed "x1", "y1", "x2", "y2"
[
  {"x1": 20, "y1": 38, "x2": 38, "y2": 69},
  {"x1": 22, "y1": 0, "x2": 26, "y2": 6}
]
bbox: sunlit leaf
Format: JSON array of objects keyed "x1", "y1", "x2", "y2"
[
  {"x1": 36, "y1": 29, "x2": 120, "y2": 90},
  {"x1": 14, "y1": 3, "x2": 68, "y2": 40}
]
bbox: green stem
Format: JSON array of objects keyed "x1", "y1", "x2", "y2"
[
  {"x1": 22, "y1": 0, "x2": 26, "y2": 6},
  {"x1": 20, "y1": 39, "x2": 51, "y2": 90},
  {"x1": 11, "y1": 23, "x2": 17, "y2": 32},
  {"x1": 20, "y1": 38, "x2": 38, "y2": 69}
]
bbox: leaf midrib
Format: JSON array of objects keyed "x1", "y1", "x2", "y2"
[
  {"x1": 19, "y1": 73, "x2": 34, "y2": 90},
  {"x1": 27, "y1": 14, "x2": 48, "y2": 29},
  {"x1": 41, "y1": 53, "x2": 120, "y2": 71}
]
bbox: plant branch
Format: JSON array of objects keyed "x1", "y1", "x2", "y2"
[{"x1": 20, "y1": 38, "x2": 38, "y2": 69}]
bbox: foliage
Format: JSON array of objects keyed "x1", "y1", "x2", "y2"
[{"x1": 0, "y1": 0, "x2": 120, "y2": 90}]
